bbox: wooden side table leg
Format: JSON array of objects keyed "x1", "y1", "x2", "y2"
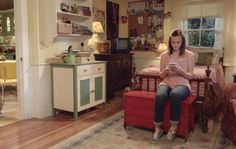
[{"x1": 202, "y1": 115, "x2": 208, "y2": 133}]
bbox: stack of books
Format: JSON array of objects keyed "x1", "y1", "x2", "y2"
[{"x1": 82, "y1": 7, "x2": 91, "y2": 16}]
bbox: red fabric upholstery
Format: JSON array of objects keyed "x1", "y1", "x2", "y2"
[
  {"x1": 222, "y1": 83, "x2": 236, "y2": 145},
  {"x1": 123, "y1": 90, "x2": 196, "y2": 140}
]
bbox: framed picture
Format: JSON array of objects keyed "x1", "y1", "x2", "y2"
[{"x1": 128, "y1": 0, "x2": 164, "y2": 52}]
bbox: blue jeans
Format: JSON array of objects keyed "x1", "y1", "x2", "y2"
[{"x1": 154, "y1": 84, "x2": 190, "y2": 124}]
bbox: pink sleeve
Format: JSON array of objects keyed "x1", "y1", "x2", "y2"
[{"x1": 160, "y1": 52, "x2": 168, "y2": 71}]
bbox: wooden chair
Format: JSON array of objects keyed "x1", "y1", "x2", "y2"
[{"x1": 0, "y1": 61, "x2": 17, "y2": 106}]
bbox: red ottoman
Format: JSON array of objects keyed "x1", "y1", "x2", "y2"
[{"x1": 123, "y1": 90, "x2": 196, "y2": 141}]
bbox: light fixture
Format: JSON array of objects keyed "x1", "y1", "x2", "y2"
[
  {"x1": 88, "y1": 22, "x2": 104, "y2": 53},
  {"x1": 158, "y1": 42, "x2": 167, "y2": 53},
  {"x1": 92, "y1": 21, "x2": 104, "y2": 33}
]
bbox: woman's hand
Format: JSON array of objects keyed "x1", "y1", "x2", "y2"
[
  {"x1": 164, "y1": 65, "x2": 171, "y2": 73},
  {"x1": 170, "y1": 64, "x2": 185, "y2": 74},
  {"x1": 170, "y1": 64, "x2": 193, "y2": 80},
  {"x1": 159, "y1": 65, "x2": 171, "y2": 79}
]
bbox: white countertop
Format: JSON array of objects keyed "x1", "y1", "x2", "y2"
[{"x1": 0, "y1": 60, "x2": 16, "y2": 63}]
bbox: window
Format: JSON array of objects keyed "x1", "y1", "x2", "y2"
[
  {"x1": 6, "y1": 17, "x2": 11, "y2": 32},
  {"x1": 183, "y1": 17, "x2": 221, "y2": 48}
]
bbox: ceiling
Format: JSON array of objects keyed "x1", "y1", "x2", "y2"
[{"x1": 0, "y1": 0, "x2": 13, "y2": 10}]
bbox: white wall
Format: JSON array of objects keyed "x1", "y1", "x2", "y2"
[
  {"x1": 132, "y1": 53, "x2": 161, "y2": 72},
  {"x1": 31, "y1": 64, "x2": 52, "y2": 118}
]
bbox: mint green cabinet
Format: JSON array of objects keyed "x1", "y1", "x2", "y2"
[
  {"x1": 95, "y1": 76, "x2": 103, "y2": 101},
  {"x1": 78, "y1": 74, "x2": 104, "y2": 105},
  {"x1": 77, "y1": 71, "x2": 105, "y2": 111},
  {"x1": 51, "y1": 62, "x2": 106, "y2": 120},
  {"x1": 80, "y1": 78, "x2": 90, "y2": 106},
  {"x1": 0, "y1": 10, "x2": 14, "y2": 36}
]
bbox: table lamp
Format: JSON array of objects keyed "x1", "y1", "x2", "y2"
[
  {"x1": 93, "y1": 21, "x2": 104, "y2": 34},
  {"x1": 88, "y1": 21, "x2": 104, "y2": 53},
  {"x1": 158, "y1": 42, "x2": 167, "y2": 53}
]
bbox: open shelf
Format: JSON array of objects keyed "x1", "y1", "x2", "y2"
[
  {"x1": 57, "y1": 33, "x2": 82, "y2": 37},
  {"x1": 57, "y1": 11, "x2": 91, "y2": 19}
]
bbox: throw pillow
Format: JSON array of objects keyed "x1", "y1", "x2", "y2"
[
  {"x1": 139, "y1": 66, "x2": 160, "y2": 75},
  {"x1": 196, "y1": 52, "x2": 214, "y2": 66}
]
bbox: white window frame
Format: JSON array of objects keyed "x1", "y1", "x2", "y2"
[{"x1": 182, "y1": 16, "x2": 222, "y2": 49}]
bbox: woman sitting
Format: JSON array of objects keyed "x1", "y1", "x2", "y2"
[{"x1": 152, "y1": 29, "x2": 195, "y2": 142}]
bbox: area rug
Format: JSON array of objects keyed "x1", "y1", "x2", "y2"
[{"x1": 51, "y1": 111, "x2": 236, "y2": 149}]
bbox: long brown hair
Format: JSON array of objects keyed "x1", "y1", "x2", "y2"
[{"x1": 168, "y1": 29, "x2": 186, "y2": 56}]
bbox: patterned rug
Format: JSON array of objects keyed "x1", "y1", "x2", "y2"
[{"x1": 51, "y1": 111, "x2": 236, "y2": 149}]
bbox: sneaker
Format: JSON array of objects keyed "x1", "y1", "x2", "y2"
[
  {"x1": 151, "y1": 128, "x2": 163, "y2": 143},
  {"x1": 166, "y1": 130, "x2": 176, "y2": 142}
]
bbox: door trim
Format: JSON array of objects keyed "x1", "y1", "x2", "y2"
[{"x1": 14, "y1": 0, "x2": 30, "y2": 119}]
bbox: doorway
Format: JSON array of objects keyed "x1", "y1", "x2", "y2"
[
  {"x1": 106, "y1": 1, "x2": 119, "y2": 40},
  {"x1": 0, "y1": 0, "x2": 19, "y2": 126}
]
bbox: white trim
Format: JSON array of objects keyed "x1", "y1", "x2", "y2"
[{"x1": 14, "y1": 0, "x2": 32, "y2": 119}]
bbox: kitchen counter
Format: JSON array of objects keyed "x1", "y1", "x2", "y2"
[
  {"x1": 0, "y1": 60, "x2": 16, "y2": 63},
  {"x1": 0, "y1": 60, "x2": 16, "y2": 80}
]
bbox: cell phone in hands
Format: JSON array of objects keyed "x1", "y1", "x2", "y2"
[
  {"x1": 169, "y1": 62, "x2": 177, "y2": 65},
  {"x1": 168, "y1": 62, "x2": 178, "y2": 69}
]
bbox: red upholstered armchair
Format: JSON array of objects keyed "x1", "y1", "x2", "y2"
[{"x1": 222, "y1": 83, "x2": 236, "y2": 145}]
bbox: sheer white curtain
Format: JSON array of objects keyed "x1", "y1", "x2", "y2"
[
  {"x1": 223, "y1": 0, "x2": 236, "y2": 66},
  {"x1": 170, "y1": 0, "x2": 186, "y2": 30},
  {"x1": 170, "y1": 0, "x2": 226, "y2": 61},
  {"x1": 171, "y1": 0, "x2": 236, "y2": 66}
]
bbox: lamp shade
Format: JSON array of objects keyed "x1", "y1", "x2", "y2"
[
  {"x1": 92, "y1": 21, "x2": 104, "y2": 33},
  {"x1": 158, "y1": 42, "x2": 167, "y2": 53}
]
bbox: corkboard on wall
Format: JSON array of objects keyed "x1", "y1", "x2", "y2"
[
  {"x1": 128, "y1": 12, "x2": 149, "y2": 36},
  {"x1": 128, "y1": 0, "x2": 164, "y2": 52}
]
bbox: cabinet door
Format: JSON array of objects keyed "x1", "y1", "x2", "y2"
[
  {"x1": 78, "y1": 75, "x2": 92, "y2": 111},
  {"x1": 53, "y1": 67, "x2": 74, "y2": 112},
  {"x1": 94, "y1": 73, "x2": 105, "y2": 103}
]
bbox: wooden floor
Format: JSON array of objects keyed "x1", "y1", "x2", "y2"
[{"x1": 0, "y1": 96, "x2": 123, "y2": 149}]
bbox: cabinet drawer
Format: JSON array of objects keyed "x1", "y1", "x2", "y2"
[
  {"x1": 77, "y1": 65, "x2": 91, "y2": 76},
  {"x1": 91, "y1": 64, "x2": 105, "y2": 74}
]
